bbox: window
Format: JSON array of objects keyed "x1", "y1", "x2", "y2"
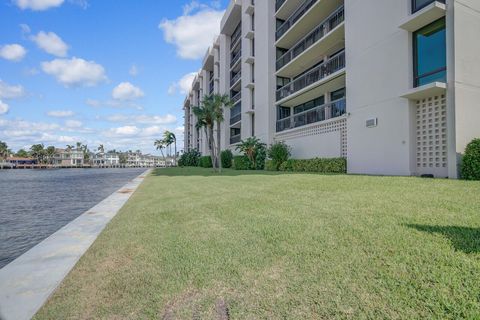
[
  {"x1": 277, "y1": 106, "x2": 291, "y2": 120},
  {"x1": 330, "y1": 88, "x2": 346, "y2": 101},
  {"x1": 414, "y1": 18, "x2": 446, "y2": 87},
  {"x1": 412, "y1": 0, "x2": 445, "y2": 13}
]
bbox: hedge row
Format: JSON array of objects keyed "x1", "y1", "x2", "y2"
[{"x1": 279, "y1": 158, "x2": 346, "y2": 174}]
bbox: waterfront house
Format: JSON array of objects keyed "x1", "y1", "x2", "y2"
[{"x1": 5, "y1": 157, "x2": 38, "y2": 167}]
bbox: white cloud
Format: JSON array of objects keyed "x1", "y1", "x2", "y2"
[
  {"x1": 0, "y1": 80, "x2": 26, "y2": 99},
  {"x1": 0, "y1": 100, "x2": 9, "y2": 115},
  {"x1": 14, "y1": 0, "x2": 87, "y2": 10},
  {"x1": 105, "y1": 113, "x2": 177, "y2": 125},
  {"x1": 129, "y1": 65, "x2": 138, "y2": 77},
  {"x1": 159, "y1": 3, "x2": 224, "y2": 59},
  {"x1": 47, "y1": 110, "x2": 74, "y2": 117},
  {"x1": 65, "y1": 119, "x2": 82, "y2": 128},
  {"x1": 31, "y1": 31, "x2": 69, "y2": 57},
  {"x1": 41, "y1": 57, "x2": 107, "y2": 87},
  {"x1": 14, "y1": 0, "x2": 64, "y2": 10},
  {"x1": 0, "y1": 44, "x2": 27, "y2": 62},
  {"x1": 110, "y1": 125, "x2": 140, "y2": 136},
  {"x1": 112, "y1": 82, "x2": 144, "y2": 101},
  {"x1": 168, "y1": 72, "x2": 196, "y2": 95}
]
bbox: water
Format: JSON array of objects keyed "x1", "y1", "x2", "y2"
[{"x1": 0, "y1": 168, "x2": 147, "y2": 269}]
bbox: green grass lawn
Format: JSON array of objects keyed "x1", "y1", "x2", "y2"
[{"x1": 35, "y1": 168, "x2": 480, "y2": 319}]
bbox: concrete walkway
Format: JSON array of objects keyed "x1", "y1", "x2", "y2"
[{"x1": 0, "y1": 169, "x2": 151, "y2": 320}]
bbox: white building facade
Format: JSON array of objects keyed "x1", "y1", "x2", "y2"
[{"x1": 183, "y1": 0, "x2": 480, "y2": 178}]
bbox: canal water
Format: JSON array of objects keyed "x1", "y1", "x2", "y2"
[{"x1": 0, "y1": 168, "x2": 147, "y2": 269}]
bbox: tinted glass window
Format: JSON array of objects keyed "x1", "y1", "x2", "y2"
[{"x1": 414, "y1": 18, "x2": 446, "y2": 87}]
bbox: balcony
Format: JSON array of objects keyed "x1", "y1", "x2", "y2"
[
  {"x1": 400, "y1": 1, "x2": 446, "y2": 32},
  {"x1": 276, "y1": 98, "x2": 346, "y2": 133},
  {"x1": 230, "y1": 134, "x2": 241, "y2": 145},
  {"x1": 231, "y1": 91, "x2": 241, "y2": 104},
  {"x1": 230, "y1": 71, "x2": 242, "y2": 87},
  {"x1": 230, "y1": 112, "x2": 242, "y2": 125},
  {"x1": 276, "y1": 0, "x2": 287, "y2": 12},
  {"x1": 276, "y1": 51, "x2": 345, "y2": 102},
  {"x1": 276, "y1": 0, "x2": 343, "y2": 48},
  {"x1": 230, "y1": 49, "x2": 242, "y2": 67},
  {"x1": 276, "y1": 0, "x2": 318, "y2": 40},
  {"x1": 276, "y1": 5, "x2": 344, "y2": 71}
]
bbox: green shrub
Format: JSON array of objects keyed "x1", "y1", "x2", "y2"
[
  {"x1": 178, "y1": 149, "x2": 201, "y2": 167},
  {"x1": 235, "y1": 137, "x2": 267, "y2": 170},
  {"x1": 267, "y1": 141, "x2": 291, "y2": 171},
  {"x1": 233, "y1": 155, "x2": 250, "y2": 170},
  {"x1": 221, "y1": 150, "x2": 233, "y2": 168},
  {"x1": 461, "y1": 138, "x2": 480, "y2": 180},
  {"x1": 279, "y1": 158, "x2": 346, "y2": 174},
  {"x1": 265, "y1": 160, "x2": 277, "y2": 171},
  {"x1": 255, "y1": 145, "x2": 267, "y2": 170},
  {"x1": 198, "y1": 156, "x2": 213, "y2": 168}
]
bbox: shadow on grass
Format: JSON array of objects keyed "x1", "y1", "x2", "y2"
[{"x1": 407, "y1": 224, "x2": 480, "y2": 254}]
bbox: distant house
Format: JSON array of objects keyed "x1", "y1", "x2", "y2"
[{"x1": 6, "y1": 157, "x2": 38, "y2": 166}]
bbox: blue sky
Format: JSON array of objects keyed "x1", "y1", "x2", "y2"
[{"x1": 0, "y1": 0, "x2": 227, "y2": 154}]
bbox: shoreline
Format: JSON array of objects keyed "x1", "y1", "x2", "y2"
[{"x1": 0, "y1": 169, "x2": 152, "y2": 320}]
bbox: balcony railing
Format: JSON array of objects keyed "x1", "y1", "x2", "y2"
[
  {"x1": 231, "y1": 91, "x2": 241, "y2": 104},
  {"x1": 231, "y1": 29, "x2": 242, "y2": 50},
  {"x1": 276, "y1": 98, "x2": 346, "y2": 132},
  {"x1": 276, "y1": 51, "x2": 345, "y2": 101},
  {"x1": 230, "y1": 71, "x2": 241, "y2": 87},
  {"x1": 230, "y1": 102, "x2": 242, "y2": 125},
  {"x1": 276, "y1": 0, "x2": 286, "y2": 12},
  {"x1": 276, "y1": 5, "x2": 344, "y2": 70},
  {"x1": 231, "y1": 49, "x2": 242, "y2": 67},
  {"x1": 230, "y1": 134, "x2": 241, "y2": 144},
  {"x1": 209, "y1": 80, "x2": 214, "y2": 94},
  {"x1": 276, "y1": 0, "x2": 319, "y2": 40}
]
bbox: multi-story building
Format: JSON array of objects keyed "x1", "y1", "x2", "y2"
[
  {"x1": 183, "y1": 0, "x2": 480, "y2": 178},
  {"x1": 53, "y1": 148, "x2": 85, "y2": 166}
]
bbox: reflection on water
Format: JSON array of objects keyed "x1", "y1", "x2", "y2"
[{"x1": 0, "y1": 168, "x2": 146, "y2": 269}]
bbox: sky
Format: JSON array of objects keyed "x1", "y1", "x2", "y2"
[{"x1": 0, "y1": 0, "x2": 228, "y2": 154}]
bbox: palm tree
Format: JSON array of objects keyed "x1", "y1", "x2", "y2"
[
  {"x1": 163, "y1": 131, "x2": 177, "y2": 166},
  {"x1": 76, "y1": 142, "x2": 82, "y2": 151},
  {"x1": 66, "y1": 145, "x2": 74, "y2": 152},
  {"x1": 30, "y1": 144, "x2": 45, "y2": 164},
  {"x1": 82, "y1": 145, "x2": 90, "y2": 165},
  {"x1": 193, "y1": 96, "x2": 217, "y2": 171},
  {"x1": 236, "y1": 137, "x2": 266, "y2": 170},
  {"x1": 0, "y1": 141, "x2": 8, "y2": 161},
  {"x1": 46, "y1": 146, "x2": 56, "y2": 165},
  {"x1": 154, "y1": 139, "x2": 167, "y2": 167},
  {"x1": 98, "y1": 144, "x2": 105, "y2": 154},
  {"x1": 211, "y1": 94, "x2": 233, "y2": 172}
]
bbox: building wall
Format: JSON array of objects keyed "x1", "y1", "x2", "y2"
[
  {"x1": 254, "y1": 0, "x2": 276, "y2": 146},
  {"x1": 449, "y1": 0, "x2": 480, "y2": 178},
  {"x1": 345, "y1": 0, "x2": 415, "y2": 176}
]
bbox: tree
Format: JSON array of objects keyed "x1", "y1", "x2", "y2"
[
  {"x1": 76, "y1": 142, "x2": 82, "y2": 151},
  {"x1": 98, "y1": 144, "x2": 105, "y2": 154},
  {"x1": 236, "y1": 137, "x2": 266, "y2": 170},
  {"x1": 163, "y1": 131, "x2": 177, "y2": 166},
  {"x1": 46, "y1": 146, "x2": 56, "y2": 165},
  {"x1": 0, "y1": 141, "x2": 8, "y2": 161},
  {"x1": 82, "y1": 145, "x2": 90, "y2": 164},
  {"x1": 154, "y1": 139, "x2": 167, "y2": 167},
  {"x1": 66, "y1": 145, "x2": 74, "y2": 151},
  {"x1": 30, "y1": 144, "x2": 45, "y2": 163},
  {"x1": 211, "y1": 94, "x2": 233, "y2": 172},
  {"x1": 16, "y1": 149, "x2": 29, "y2": 158},
  {"x1": 193, "y1": 96, "x2": 218, "y2": 171}
]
